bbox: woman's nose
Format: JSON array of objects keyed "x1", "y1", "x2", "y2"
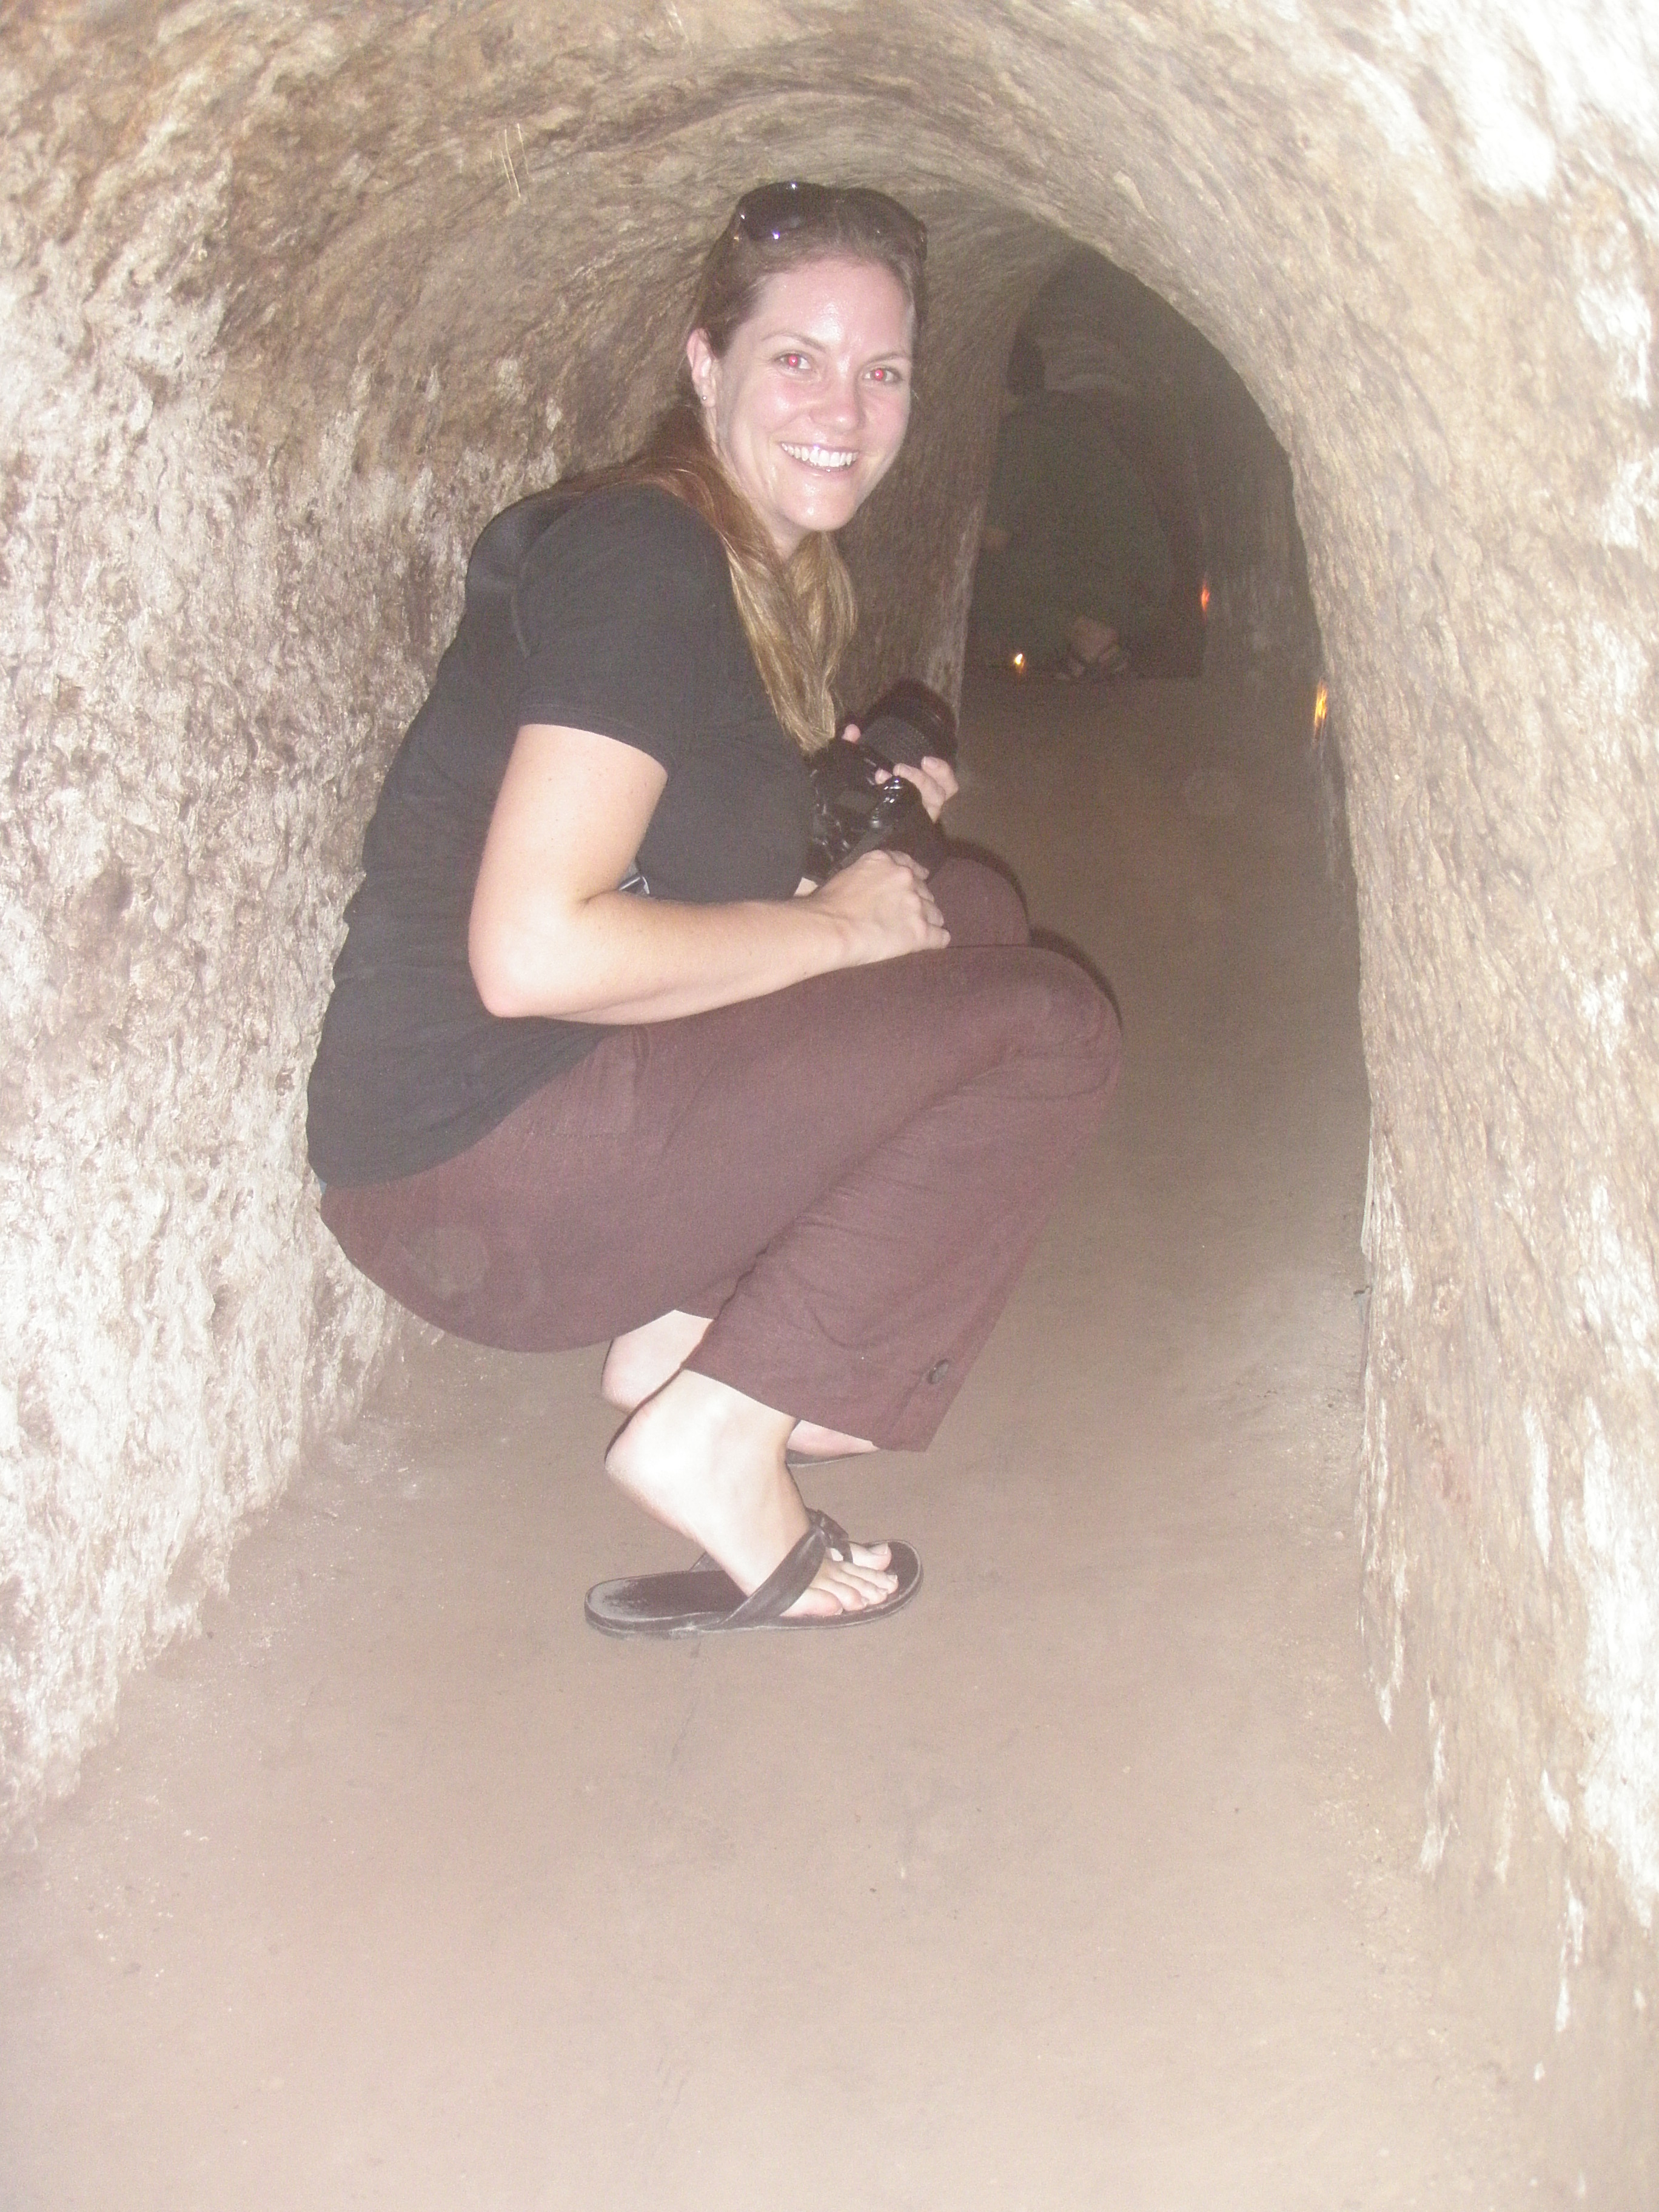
[{"x1": 811, "y1": 372, "x2": 863, "y2": 431}]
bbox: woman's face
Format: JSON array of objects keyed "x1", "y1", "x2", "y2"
[{"x1": 687, "y1": 255, "x2": 914, "y2": 557}]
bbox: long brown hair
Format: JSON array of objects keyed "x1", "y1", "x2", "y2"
[{"x1": 611, "y1": 185, "x2": 927, "y2": 754}]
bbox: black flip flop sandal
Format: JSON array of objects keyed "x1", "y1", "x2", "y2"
[{"x1": 584, "y1": 1510, "x2": 922, "y2": 1639}]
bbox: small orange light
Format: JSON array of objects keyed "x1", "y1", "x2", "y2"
[
  {"x1": 1313, "y1": 681, "x2": 1329, "y2": 735},
  {"x1": 1011, "y1": 651, "x2": 1025, "y2": 672},
  {"x1": 1199, "y1": 577, "x2": 1211, "y2": 618}
]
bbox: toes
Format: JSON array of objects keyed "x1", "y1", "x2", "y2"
[
  {"x1": 819, "y1": 1560, "x2": 899, "y2": 1611},
  {"x1": 783, "y1": 1549, "x2": 899, "y2": 1619},
  {"x1": 845, "y1": 1538, "x2": 893, "y2": 1570}
]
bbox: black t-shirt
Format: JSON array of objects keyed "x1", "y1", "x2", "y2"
[{"x1": 306, "y1": 484, "x2": 813, "y2": 1185}]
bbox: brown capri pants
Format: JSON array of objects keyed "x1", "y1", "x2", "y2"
[{"x1": 320, "y1": 858, "x2": 1121, "y2": 1451}]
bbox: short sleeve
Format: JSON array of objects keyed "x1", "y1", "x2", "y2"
[{"x1": 510, "y1": 487, "x2": 736, "y2": 772}]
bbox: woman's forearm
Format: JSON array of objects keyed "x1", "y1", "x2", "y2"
[
  {"x1": 467, "y1": 722, "x2": 948, "y2": 1022},
  {"x1": 471, "y1": 885, "x2": 854, "y2": 1024}
]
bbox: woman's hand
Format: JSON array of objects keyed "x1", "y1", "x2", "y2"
[
  {"x1": 836, "y1": 722, "x2": 958, "y2": 823},
  {"x1": 890, "y1": 754, "x2": 958, "y2": 821},
  {"x1": 806, "y1": 849, "x2": 949, "y2": 963}
]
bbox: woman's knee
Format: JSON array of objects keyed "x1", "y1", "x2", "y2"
[
  {"x1": 930, "y1": 854, "x2": 1029, "y2": 947},
  {"x1": 1008, "y1": 948, "x2": 1124, "y2": 1096}
]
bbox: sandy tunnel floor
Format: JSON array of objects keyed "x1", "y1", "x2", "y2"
[{"x1": 2, "y1": 671, "x2": 1560, "y2": 2208}]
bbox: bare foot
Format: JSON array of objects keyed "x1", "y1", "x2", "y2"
[
  {"x1": 603, "y1": 1313, "x2": 877, "y2": 1464},
  {"x1": 604, "y1": 1371, "x2": 896, "y2": 1618}
]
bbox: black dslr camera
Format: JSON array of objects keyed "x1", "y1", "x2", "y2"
[{"x1": 803, "y1": 679, "x2": 958, "y2": 885}]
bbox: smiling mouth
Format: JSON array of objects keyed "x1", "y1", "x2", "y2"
[{"x1": 779, "y1": 442, "x2": 859, "y2": 472}]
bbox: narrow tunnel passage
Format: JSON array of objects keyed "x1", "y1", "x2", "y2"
[
  {"x1": 0, "y1": 226, "x2": 1547, "y2": 2202},
  {"x1": 5, "y1": 642, "x2": 1538, "y2": 2207},
  {"x1": 4, "y1": 3, "x2": 1657, "y2": 2198}
]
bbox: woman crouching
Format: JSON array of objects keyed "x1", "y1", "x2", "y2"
[{"x1": 307, "y1": 181, "x2": 1121, "y2": 1635}]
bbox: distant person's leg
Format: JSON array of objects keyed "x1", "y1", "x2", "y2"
[{"x1": 1059, "y1": 611, "x2": 1129, "y2": 679}]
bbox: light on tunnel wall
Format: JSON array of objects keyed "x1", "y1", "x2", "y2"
[
  {"x1": 1313, "y1": 680, "x2": 1329, "y2": 737},
  {"x1": 1010, "y1": 650, "x2": 1026, "y2": 672},
  {"x1": 1199, "y1": 576, "x2": 1211, "y2": 618}
]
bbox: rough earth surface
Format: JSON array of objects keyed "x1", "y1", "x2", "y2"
[{"x1": 2, "y1": 0, "x2": 1655, "y2": 2134}]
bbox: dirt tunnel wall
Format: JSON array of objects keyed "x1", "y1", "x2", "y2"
[{"x1": 2, "y1": 0, "x2": 1655, "y2": 2102}]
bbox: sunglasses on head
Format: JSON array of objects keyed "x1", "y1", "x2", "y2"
[{"x1": 730, "y1": 181, "x2": 927, "y2": 263}]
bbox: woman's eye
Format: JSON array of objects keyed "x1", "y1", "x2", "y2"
[
  {"x1": 777, "y1": 352, "x2": 810, "y2": 371},
  {"x1": 867, "y1": 365, "x2": 907, "y2": 386}
]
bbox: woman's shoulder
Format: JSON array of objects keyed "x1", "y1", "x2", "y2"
[
  {"x1": 497, "y1": 480, "x2": 742, "y2": 685},
  {"x1": 468, "y1": 478, "x2": 724, "y2": 611},
  {"x1": 511, "y1": 482, "x2": 732, "y2": 648},
  {"x1": 536, "y1": 479, "x2": 723, "y2": 569}
]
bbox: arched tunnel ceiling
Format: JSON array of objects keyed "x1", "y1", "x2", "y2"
[
  {"x1": 192, "y1": 2, "x2": 1345, "y2": 482},
  {"x1": 209, "y1": 26, "x2": 1081, "y2": 470},
  {"x1": 122, "y1": 1, "x2": 1657, "y2": 768},
  {"x1": 3, "y1": 0, "x2": 1657, "y2": 2116}
]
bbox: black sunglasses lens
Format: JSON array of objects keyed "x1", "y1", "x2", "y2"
[
  {"x1": 733, "y1": 182, "x2": 834, "y2": 241},
  {"x1": 732, "y1": 181, "x2": 925, "y2": 260},
  {"x1": 842, "y1": 189, "x2": 927, "y2": 255}
]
